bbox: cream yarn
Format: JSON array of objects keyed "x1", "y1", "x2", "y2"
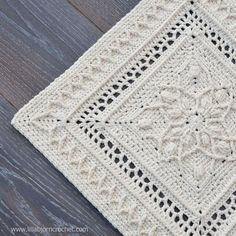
[{"x1": 12, "y1": 0, "x2": 236, "y2": 235}]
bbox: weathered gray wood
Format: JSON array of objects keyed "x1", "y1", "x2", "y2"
[
  {"x1": 68, "y1": 0, "x2": 141, "y2": 32},
  {"x1": 0, "y1": 95, "x2": 121, "y2": 236},
  {"x1": 0, "y1": 0, "x2": 102, "y2": 109},
  {"x1": 0, "y1": 0, "x2": 143, "y2": 235}
]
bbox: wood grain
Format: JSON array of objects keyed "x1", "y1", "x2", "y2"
[
  {"x1": 0, "y1": 0, "x2": 142, "y2": 235},
  {"x1": 0, "y1": 0, "x2": 102, "y2": 109},
  {"x1": 68, "y1": 0, "x2": 141, "y2": 32},
  {"x1": 0, "y1": 95, "x2": 121, "y2": 235}
]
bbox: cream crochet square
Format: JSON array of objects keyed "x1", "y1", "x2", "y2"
[{"x1": 12, "y1": 0, "x2": 236, "y2": 235}]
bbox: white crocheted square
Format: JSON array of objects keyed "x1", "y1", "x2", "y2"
[{"x1": 12, "y1": 0, "x2": 236, "y2": 235}]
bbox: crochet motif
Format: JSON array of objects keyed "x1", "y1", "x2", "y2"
[
  {"x1": 12, "y1": 0, "x2": 236, "y2": 235},
  {"x1": 139, "y1": 69, "x2": 236, "y2": 178}
]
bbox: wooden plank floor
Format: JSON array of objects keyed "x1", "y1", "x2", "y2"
[{"x1": 0, "y1": 0, "x2": 140, "y2": 235}]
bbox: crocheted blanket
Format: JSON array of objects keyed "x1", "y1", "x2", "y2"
[{"x1": 12, "y1": 0, "x2": 236, "y2": 235}]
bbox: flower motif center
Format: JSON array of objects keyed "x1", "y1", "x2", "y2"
[{"x1": 185, "y1": 111, "x2": 206, "y2": 132}]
